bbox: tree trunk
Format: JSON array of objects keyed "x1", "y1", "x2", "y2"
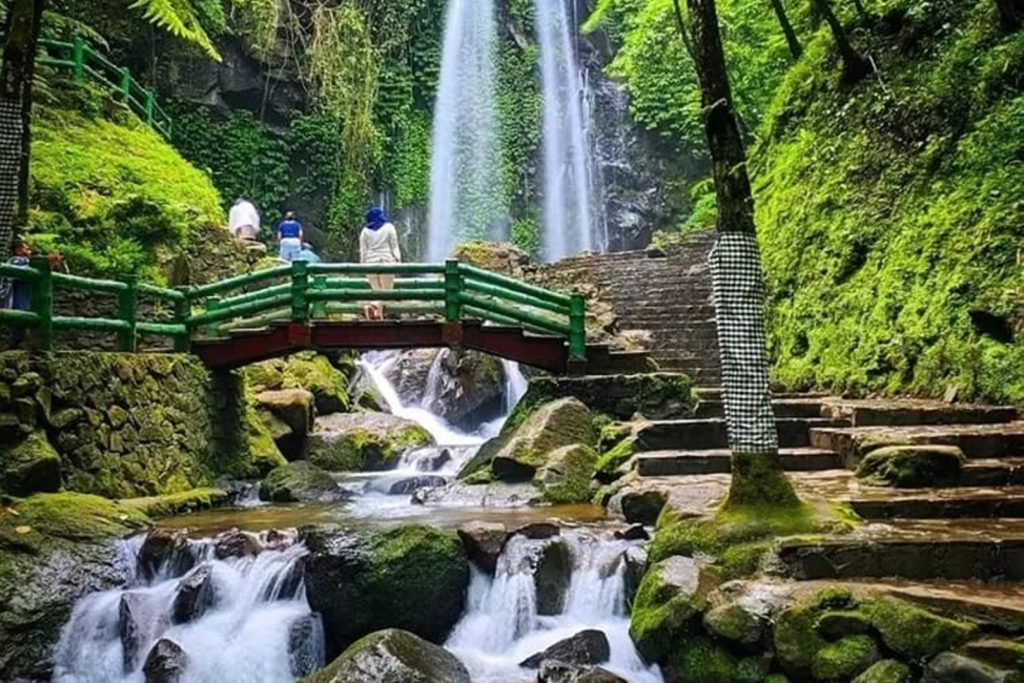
[
  {"x1": 769, "y1": 0, "x2": 803, "y2": 60},
  {"x1": 685, "y1": 0, "x2": 799, "y2": 509},
  {"x1": 0, "y1": 0, "x2": 45, "y2": 254},
  {"x1": 996, "y1": 0, "x2": 1024, "y2": 31},
  {"x1": 813, "y1": 0, "x2": 873, "y2": 83}
]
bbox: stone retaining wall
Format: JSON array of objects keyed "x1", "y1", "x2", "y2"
[{"x1": 0, "y1": 351, "x2": 252, "y2": 498}]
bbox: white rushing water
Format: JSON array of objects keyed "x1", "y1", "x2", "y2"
[
  {"x1": 448, "y1": 532, "x2": 662, "y2": 682},
  {"x1": 426, "y1": 0, "x2": 504, "y2": 260},
  {"x1": 536, "y1": 0, "x2": 600, "y2": 262},
  {"x1": 53, "y1": 533, "x2": 319, "y2": 683}
]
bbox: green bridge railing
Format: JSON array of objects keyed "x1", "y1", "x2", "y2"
[
  {"x1": 0, "y1": 258, "x2": 587, "y2": 361},
  {"x1": 37, "y1": 37, "x2": 172, "y2": 139}
]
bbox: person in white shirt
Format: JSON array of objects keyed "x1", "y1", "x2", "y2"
[
  {"x1": 360, "y1": 206, "x2": 401, "y2": 320},
  {"x1": 228, "y1": 198, "x2": 261, "y2": 241}
]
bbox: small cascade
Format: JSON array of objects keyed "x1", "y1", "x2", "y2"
[
  {"x1": 536, "y1": 0, "x2": 600, "y2": 262},
  {"x1": 52, "y1": 533, "x2": 319, "y2": 683},
  {"x1": 447, "y1": 531, "x2": 662, "y2": 682},
  {"x1": 426, "y1": 0, "x2": 504, "y2": 260}
]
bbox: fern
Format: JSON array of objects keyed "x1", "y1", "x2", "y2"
[{"x1": 128, "y1": 0, "x2": 221, "y2": 61}]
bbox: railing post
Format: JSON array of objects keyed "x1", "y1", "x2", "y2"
[
  {"x1": 204, "y1": 297, "x2": 222, "y2": 338},
  {"x1": 144, "y1": 89, "x2": 155, "y2": 125},
  {"x1": 119, "y1": 67, "x2": 131, "y2": 103},
  {"x1": 291, "y1": 260, "x2": 309, "y2": 322},
  {"x1": 569, "y1": 293, "x2": 586, "y2": 361},
  {"x1": 117, "y1": 275, "x2": 138, "y2": 352},
  {"x1": 72, "y1": 36, "x2": 86, "y2": 82},
  {"x1": 29, "y1": 256, "x2": 54, "y2": 351},
  {"x1": 444, "y1": 259, "x2": 462, "y2": 322},
  {"x1": 311, "y1": 275, "x2": 327, "y2": 319},
  {"x1": 174, "y1": 287, "x2": 190, "y2": 353}
]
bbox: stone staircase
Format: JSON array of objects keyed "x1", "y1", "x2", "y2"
[{"x1": 551, "y1": 231, "x2": 720, "y2": 384}]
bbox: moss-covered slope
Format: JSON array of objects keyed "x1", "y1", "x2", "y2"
[{"x1": 757, "y1": 0, "x2": 1024, "y2": 402}]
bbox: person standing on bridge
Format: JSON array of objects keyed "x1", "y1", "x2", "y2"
[
  {"x1": 276, "y1": 211, "x2": 304, "y2": 261},
  {"x1": 359, "y1": 206, "x2": 401, "y2": 320}
]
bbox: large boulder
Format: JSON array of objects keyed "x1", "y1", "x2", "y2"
[
  {"x1": 0, "y1": 429, "x2": 62, "y2": 496},
  {"x1": 534, "y1": 444, "x2": 599, "y2": 504},
  {"x1": 515, "y1": 374, "x2": 696, "y2": 421},
  {"x1": 520, "y1": 629, "x2": 611, "y2": 668},
  {"x1": 120, "y1": 591, "x2": 169, "y2": 671},
  {"x1": 489, "y1": 398, "x2": 596, "y2": 482},
  {"x1": 137, "y1": 529, "x2": 195, "y2": 581},
  {"x1": 457, "y1": 521, "x2": 509, "y2": 574},
  {"x1": 0, "y1": 493, "x2": 150, "y2": 680},
  {"x1": 856, "y1": 445, "x2": 966, "y2": 487},
  {"x1": 308, "y1": 413, "x2": 433, "y2": 472},
  {"x1": 923, "y1": 652, "x2": 1023, "y2": 683},
  {"x1": 303, "y1": 525, "x2": 470, "y2": 659},
  {"x1": 172, "y1": 564, "x2": 216, "y2": 624},
  {"x1": 244, "y1": 403, "x2": 288, "y2": 476},
  {"x1": 142, "y1": 638, "x2": 189, "y2": 683},
  {"x1": 255, "y1": 389, "x2": 314, "y2": 460},
  {"x1": 538, "y1": 661, "x2": 627, "y2": 683},
  {"x1": 306, "y1": 629, "x2": 471, "y2": 683},
  {"x1": 244, "y1": 352, "x2": 350, "y2": 415},
  {"x1": 868, "y1": 595, "x2": 976, "y2": 661},
  {"x1": 536, "y1": 538, "x2": 574, "y2": 615},
  {"x1": 259, "y1": 462, "x2": 345, "y2": 503}
]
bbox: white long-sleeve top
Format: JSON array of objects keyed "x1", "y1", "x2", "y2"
[{"x1": 359, "y1": 222, "x2": 401, "y2": 264}]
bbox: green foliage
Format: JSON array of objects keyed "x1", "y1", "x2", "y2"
[
  {"x1": 28, "y1": 92, "x2": 224, "y2": 280},
  {"x1": 128, "y1": 0, "x2": 221, "y2": 59}
]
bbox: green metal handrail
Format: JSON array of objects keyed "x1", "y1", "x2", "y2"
[
  {"x1": 0, "y1": 258, "x2": 588, "y2": 362},
  {"x1": 37, "y1": 37, "x2": 172, "y2": 139}
]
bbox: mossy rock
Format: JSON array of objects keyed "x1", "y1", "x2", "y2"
[
  {"x1": 245, "y1": 352, "x2": 350, "y2": 415},
  {"x1": 815, "y1": 609, "x2": 874, "y2": 639},
  {"x1": 259, "y1": 462, "x2": 342, "y2": 503},
  {"x1": 851, "y1": 659, "x2": 912, "y2": 683},
  {"x1": 513, "y1": 374, "x2": 697, "y2": 421},
  {"x1": 533, "y1": 444, "x2": 598, "y2": 504},
  {"x1": 304, "y1": 525, "x2": 470, "y2": 659},
  {"x1": 856, "y1": 446, "x2": 966, "y2": 487},
  {"x1": 663, "y1": 637, "x2": 768, "y2": 683},
  {"x1": 245, "y1": 402, "x2": 288, "y2": 476},
  {"x1": 121, "y1": 487, "x2": 229, "y2": 518},
  {"x1": 774, "y1": 599, "x2": 830, "y2": 679},
  {"x1": 629, "y1": 556, "x2": 721, "y2": 662},
  {"x1": 0, "y1": 492, "x2": 151, "y2": 678},
  {"x1": 703, "y1": 602, "x2": 767, "y2": 648},
  {"x1": 595, "y1": 434, "x2": 638, "y2": 483},
  {"x1": 306, "y1": 628, "x2": 471, "y2": 683},
  {"x1": 0, "y1": 430, "x2": 62, "y2": 496},
  {"x1": 811, "y1": 634, "x2": 881, "y2": 680},
  {"x1": 490, "y1": 397, "x2": 596, "y2": 482},
  {"x1": 308, "y1": 413, "x2": 433, "y2": 472},
  {"x1": 867, "y1": 595, "x2": 976, "y2": 661}
]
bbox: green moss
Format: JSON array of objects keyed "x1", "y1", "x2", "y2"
[
  {"x1": 245, "y1": 353, "x2": 350, "y2": 415},
  {"x1": 856, "y1": 446, "x2": 965, "y2": 487},
  {"x1": 774, "y1": 599, "x2": 829, "y2": 679},
  {"x1": 868, "y1": 595, "x2": 977, "y2": 661},
  {"x1": 0, "y1": 492, "x2": 150, "y2": 552},
  {"x1": 245, "y1": 402, "x2": 288, "y2": 476},
  {"x1": 0, "y1": 430, "x2": 61, "y2": 496},
  {"x1": 664, "y1": 637, "x2": 768, "y2": 683},
  {"x1": 308, "y1": 423, "x2": 431, "y2": 472},
  {"x1": 811, "y1": 635, "x2": 881, "y2": 680},
  {"x1": 629, "y1": 557, "x2": 719, "y2": 661},
  {"x1": 120, "y1": 488, "x2": 228, "y2": 518},
  {"x1": 259, "y1": 462, "x2": 339, "y2": 503},
  {"x1": 534, "y1": 444, "x2": 598, "y2": 504},
  {"x1": 724, "y1": 452, "x2": 801, "y2": 510},
  {"x1": 595, "y1": 435, "x2": 637, "y2": 481},
  {"x1": 852, "y1": 659, "x2": 912, "y2": 683}
]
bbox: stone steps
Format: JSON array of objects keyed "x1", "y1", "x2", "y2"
[
  {"x1": 633, "y1": 417, "x2": 849, "y2": 451},
  {"x1": 636, "y1": 448, "x2": 843, "y2": 476},
  {"x1": 962, "y1": 458, "x2": 1024, "y2": 486},
  {"x1": 694, "y1": 397, "x2": 828, "y2": 419},
  {"x1": 821, "y1": 399, "x2": 1018, "y2": 427},
  {"x1": 810, "y1": 422, "x2": 1024, "y2": 463},
  {"x1": 848, "y1": 487, "x2": 1024, "y2": 520}
]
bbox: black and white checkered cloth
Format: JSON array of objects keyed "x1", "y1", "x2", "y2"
[
  {"x1": 0, "y1": 98, "x2": 21, "y2": 252},
  {"x1": 709, "y1": 231, "x2": 779, "y2": 454}
]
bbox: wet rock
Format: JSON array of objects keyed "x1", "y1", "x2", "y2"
[
  {"x1": 490, "y1": 398, "x2": 596, "y2": 482},
  {"x1": 259, "y1": 461, "x2": 346, "y2": 503},
  {"x1": 853, "y1": 659, "x2": 912, "y2": 683},
  {"x1": 265, "y1": 528, "x2": 296, "y2": 551},
  {"x1": 304, "y1": 525, "x2": 470, "y2": 659},
  {"x1": 520, "y1": 629, "x2": 611, "y2": 668},
  {"x1": 703, "y1": 601, "x2": 767, "y2": 648},
  {"x1": 308, "y1": 628, "x2": 471, "y2": 683},
  {"x1": 534, "y1": 444, "x2": 599, "y2": 504},
  {"x1": 923, "y1": 652, "x2": 1022, "y2": 683},
  {"x1": 172, "y1": 564, "x2": 215, "y2": 624},
  {"x1": 388, "y1": 475, "x2": 448, "y2": 495},
  {"x1": 512, "y1": 374, "x2": 696, "y2": 421},
  {"x1": 514, "y1": 521, "x2": 561, "y2": 540},
  {"x1": 308, "y1": 412, "x2": 433, "y2": 472},
  {"x1": 457, "y1": 521, "x2": 508, "y2": 574},
  {"x1": 417, "y1": 448, "x2": 452, "y2": 472},
  {"x1": 142, "y1": 638, "x2": 189, "y2": 683},
  {"x1": 869, "y1": 596, "x2": 976, "y2": 660},
  {"x1": 535, "y1": 539, "x2": 573, "y2": 615},
  {"x1": 288, "y1": 613, "x2": 325, "y2": 678},
  {"x1": 622, "y1": 545, "x2": 648, "y2": 606},
  {"x1": 244, "y1": 352, "x2": 350, "y2": 415},
  {"x1": 963, "y1": 639, "x2": 1024, "y2": 671},
  {"x1": 537, "y1": 660, "x2": 627, "y2": 683},
  {"x1": 619, "y1": 490, "x2": 666, "y2": 526},
  {"x1": 856, "y1": 445, "x2": 966, "y2": 487},
  {"x1": 811, "y1": 634, "x2": 881, "y2": 680},
  {"x1": 0, "y1": 430, "x2": 61, "y2": 496},
  {"x1": 138, "y1": 529, "x2": 194, "y2": 581},
  {"x1": 815, "y1": 609, "x2": 874, "y2": 639},
  {"x1": 120, "y1": 592, "x2": 168, "y2": 671},
  {"x1": 213, "y1": 529, "x2": 261, "y2": 560},
  {"x1": 614, "y1": 524, "x2": 649, "y2": 541},
  {"x1": 255, "y1": 389, "x2": 314, "y2": 460}
]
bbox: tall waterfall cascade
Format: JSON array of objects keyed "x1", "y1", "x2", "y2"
[
  {"x1": 426, "y1": 0, "x2": 504, "y2": 261},
  {"x1": 536, "y1": 0, "x2": 603, "y2": 262}
]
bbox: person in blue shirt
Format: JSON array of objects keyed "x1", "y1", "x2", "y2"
[
  {"x1": 276, "y1": 211, "x2": 304, "y2": 261},
  {"x1": 1, "y1": 240, "x2": 33, "y2": 346}
]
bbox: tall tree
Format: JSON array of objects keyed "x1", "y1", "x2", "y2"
[
  {"x1": 996, "y1": 0, "x2": 1024, "y2": 30},
  {"x1": 681, "y1": 0, "x2": 800, "y2": 509},
  {"x1": 813, "y1": 0, "x2": 873, "y2": 83},
  {"x1": 770, "y1": 0, "x2": 803, "y2": 60}
]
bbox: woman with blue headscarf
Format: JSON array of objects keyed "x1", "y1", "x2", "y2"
[{"x1": 359, "y1": 206, "x2": 401, "y2": 320}]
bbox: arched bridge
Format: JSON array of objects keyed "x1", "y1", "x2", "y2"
[{"x1": 0, "y1": 257, "x2": 644, "y2": 374}]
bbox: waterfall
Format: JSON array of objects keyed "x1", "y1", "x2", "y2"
[
  {"x1": 426, "y1": 0, "x2": 504, "y2": 261},
  {"x1": 52, "y1": 534, "x2": 318, "y2": 683},
  {"x1": 536, "y1": 0, "x2": 600, "y2": 262},
  {"x1": 447, "y1": 532, "x2": 662, "y2": 683}
]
